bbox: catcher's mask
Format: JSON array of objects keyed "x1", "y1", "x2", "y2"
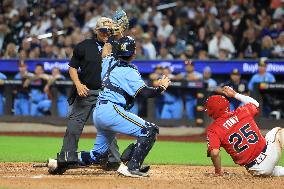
[
  {"x1": 115, "y1": 36, "x2": 136, "y2": 57},
  {"x1": 204, "y1": 95, "x2": 230, "y2": 119},
  {"x1": 113, "y1": 10, "x2": 129, "y2": 33}
]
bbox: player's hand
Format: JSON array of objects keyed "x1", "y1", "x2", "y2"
[
  {"x1": 222, "y1": 86, "x2": 237, "y2": 98},
  {"x1": 76, "y1": 83, "x2": 89, "y2": 97},
  {"x1": 159, "y1": 75, "x2": 171, "y2": 90},
  {"x1": 102, "y1": 43, "x2": 112, "y2": 58}
]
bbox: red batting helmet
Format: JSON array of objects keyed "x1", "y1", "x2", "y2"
[{"x1": 204, "y1": 95, "x2": 230, "y2": 119}]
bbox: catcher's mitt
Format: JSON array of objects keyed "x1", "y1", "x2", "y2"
[{"x1": 112, "y1": 10, "x2": 129, "y2": 35}]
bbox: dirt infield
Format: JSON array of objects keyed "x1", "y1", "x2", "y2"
[{"x1": 0, "y1": 163, "x2": 283, "y2": 189}]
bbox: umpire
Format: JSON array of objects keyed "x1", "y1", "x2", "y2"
[{"x1": 50, "y1": 17, "x2": 121, "y2": 174}]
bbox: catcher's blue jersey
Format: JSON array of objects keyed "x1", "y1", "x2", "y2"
[
  {"x1": 99, "y1": 55, "x2": 145, "y2": 107},
  {"x1": 84, "y1": 56, "x2": 150, "y2": 161}
]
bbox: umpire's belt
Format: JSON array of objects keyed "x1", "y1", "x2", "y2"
[
  {"x1": 245, "y1": 145, "x2": 267, "y2": 169},
  {"x1": 98, "y1": 100, "x2": 126, "y2": 109}
]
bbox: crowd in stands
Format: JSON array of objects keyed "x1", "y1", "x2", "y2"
[{"x1": 0, "y1": 0, "x2": 283, "y2": 60}]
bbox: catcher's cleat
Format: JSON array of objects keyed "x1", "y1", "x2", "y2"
[{"x1": 117, "y1": 163, "x2": 148, "y2": 178}]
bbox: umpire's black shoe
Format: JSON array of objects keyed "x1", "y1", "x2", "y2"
[
  {"x1": 47, "y1": 159, "x2": 67, "y2": 175},
  {"x1": 102, "y1": 161, "x2": 121, "y2": 171},
  {"x1": 139, "y1": 165, "x2": 150, "y2": 173}
]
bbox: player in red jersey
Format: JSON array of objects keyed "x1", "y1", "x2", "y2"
[{"x1": 205, "y1": 86, "x2": 284, "y2": 177}]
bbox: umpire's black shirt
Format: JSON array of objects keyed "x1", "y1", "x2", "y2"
[{"x1": 69, "y1": 37, "x2": 104, "y2": 90}]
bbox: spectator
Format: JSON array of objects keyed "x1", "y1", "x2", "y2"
[
  {"x1": 178, "y1": 62, "x2": 202, "y2": 120},
  {"x1": 272, "y1": 31, "x2": 284, "y2": 58},
  {"x1": 260, "y1": 35, "x2": 274, "y2": 58},
  {"x1": 149, "y1": 65, "x2": 164, "y2": 119},
  {"x1": 248, "y1": 60, "x2": 276, "y2": 117},
  {"x1": 157, "y1": 16, "x2": 173, "y2": 40},
  {"x1": 248, "y1": 60, "x2": 276, "y2": 91},
  {"x1": 160, "y1": 66, "x2": 183, "y2": 119},
  {"x1": 30, "y1": 18, "x2": 45, "y2": 36},
  {"x1": 218, "y1": 69, "x2": 249, "y2": 111},
  {"x1": 142, "y1": 33, "x2": 156, "y2": 59},
  {"x1": 239, "y1": 29, "x2": 260, "y2": 59},
  {"x1": 194, "y1": 27, "x2": 208, "y2": 53},
  {"x1": 198, "y1": 50, "x2": 209, "y2": 60},
  {"x1": 13, "y1": 61, "x2": 33, "y2": 115},
  {"x1": 166, "y1": 33, "x2": 186, "y2": 58},
  {"x1": 3, "y1": 42, "x2": 17, "y2": 58},
  {"x1": 0, "y1": 15, "x2": 10, "y2": 54},
  {"x1": 44, "y1": 67, "x2": 68, "y2": 117},
  {"x1": 218, "y1": 48, "x2": 230, "y2": 60},
  {"x1": 19, "y1": 22, "x2": 31, "y2": 42},
  {"x1": 0, "y1": 72, "x2": 7, "y2": 115},
  {"x1": 208, "y1": 28, "x2": 236, "y2": 59},
  {"x1": 157, "y1": 47, "x2": 173, "y2": 60},
  {"x1": 202, "y1": 66, "x2": 217, "y2": 91},
  {"x1": 179, "y1": 44, "x2": 196, "y2": 59},
  {"x1": 269, "y1": 19, "x2": 284, "y2": 39},
  {"x1": 25, "y1": 64, "x2": 51, "y2": 116},
  {"x1": 273, "y1": 0, "x2": 284, "y2": 20}
]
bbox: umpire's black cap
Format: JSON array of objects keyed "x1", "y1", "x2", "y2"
[{"x1": 116, "y1": 36, "x2": 136, "y2": 57}]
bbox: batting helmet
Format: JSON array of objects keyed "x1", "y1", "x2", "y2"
[
  {"x1": 204, "y1": 95, "x2": 230, "y2": 119},
  {"x1": 116, "y1": 36, "x2": 136, "y2": 57}
]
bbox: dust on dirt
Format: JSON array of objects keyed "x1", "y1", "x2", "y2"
[{"x1": 0, "y1": 163, "x2": 282, "y2": 189}]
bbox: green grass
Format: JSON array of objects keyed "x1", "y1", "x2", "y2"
[{"x1": 0, "y1": 136, "x2": 284, "y2": 166}]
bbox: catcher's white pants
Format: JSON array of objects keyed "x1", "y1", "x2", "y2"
[{"x1": 247, "y1": 127, "x2": 284, "y2": 177}]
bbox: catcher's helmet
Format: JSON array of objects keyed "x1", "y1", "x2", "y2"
[
  {"x1": 116, "y1": 36, "x2": 136, "y2": 57},
  {"x1": 204, "y1": 95, "x2": 230, "y2": 119}
]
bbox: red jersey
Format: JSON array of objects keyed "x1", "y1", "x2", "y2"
[{"x1": 206, "y1": 103, "x2": 266, "y2": 166}]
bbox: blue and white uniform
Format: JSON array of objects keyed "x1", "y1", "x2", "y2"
[
  {"x1": 14, "y1": 73, "x2": 30, "y2": 115},
  {"x1": 88, "y1": 56, "x2": 151, "y2": 161}
]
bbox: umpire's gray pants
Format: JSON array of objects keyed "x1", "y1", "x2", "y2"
[{"x1": 60, "y1": 89, "x2": 121, "y2": 163}]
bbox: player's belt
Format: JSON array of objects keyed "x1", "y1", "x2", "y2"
[
  {"x1": 98, "y1": 100, "x2": 126, "y2": 109},
  {"x1": 245, "y1": 145, "x2": 267, "y2": 169}
]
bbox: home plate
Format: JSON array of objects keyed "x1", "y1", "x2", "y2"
[{"x1": 31, "y1": 175, "x2": 44, "y2": 179}]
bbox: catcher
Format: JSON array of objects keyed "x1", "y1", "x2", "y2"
[{"x1": 205, "y1": 86, "x2": 284, "y2": 177}]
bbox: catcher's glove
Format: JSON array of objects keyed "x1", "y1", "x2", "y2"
[{"x1": 112, "y1": 10, "x2": 129, "y2": 35}]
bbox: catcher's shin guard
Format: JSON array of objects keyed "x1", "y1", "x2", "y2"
[{"x1": 127, "y1": 122, "x2": 159, "y2": 171}]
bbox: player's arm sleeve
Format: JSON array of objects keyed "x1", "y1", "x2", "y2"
[
  {"x1": 235, "y1": 93, "x2": 259, "y2": 107},
  {"x1": 207, "y1": 129, "x2": 221, "y2": 157},
  {"x1": 136, "y1": 85, "x2": 165, "y2": 98},
  {"x1": 235, "y1": 93, "x2": 259, "y2": 116},
  {"x1": 69, "y1": 43, "x2": 84, "y2": 69}
]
